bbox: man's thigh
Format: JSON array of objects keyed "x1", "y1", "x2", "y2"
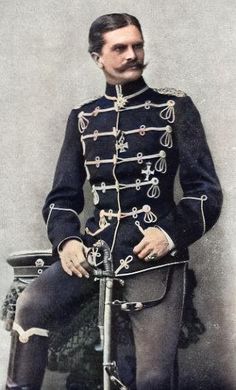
[
  {"x1": 122, "y1": 264, "x2": 186, "y2": 386},
  {"x1": 15, "y1": 260, "x2": 98, "y2": 327}
]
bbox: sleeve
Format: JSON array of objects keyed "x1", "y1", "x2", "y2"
[
  {"x1": 42, "y1": 109, "x2": 87, "y2": 254},
  {"x1": 157, "y1": 96, "x2": 223, "y2": 250}
]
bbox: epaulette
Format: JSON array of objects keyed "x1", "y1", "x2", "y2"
[
  {"x1": 73, "y1": 95, "x2": 102, "y2": 110},
  {"x1": 153, "y1": 87, "x2": 186, "y2": 97}
]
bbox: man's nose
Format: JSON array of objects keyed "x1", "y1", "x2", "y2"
[{"x1": 126, "y1": 46, "x2": 137, "y2": 61}]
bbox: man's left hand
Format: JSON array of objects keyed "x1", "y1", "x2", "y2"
[{"x1": 133, "y1": 227, "x2": 169, "y2": 261}]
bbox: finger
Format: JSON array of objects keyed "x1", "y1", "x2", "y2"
[
  {"x1": 144, "y1": 251, "x2": 159, "y2": 262},
  {"x1": 80, "y1": 260, "x2": 93, "y2": 273},
  {"x1": 75, "y1": 263, "x2": 90, "y2": 278},
  {"x1": 67, "y1": 262, "x2": 83, "y2": 278},
  {"x1": 81, "y1": 267, "x2": 90, "y2": 278},
  {"x1": 60, "y1": 258, "x2": 73, "y2": 276},
  {"x1": 133, "y1": 238, "x2": 148, "y2": 254},
  {"x1": 71, "y1": 256, "x2": 84, "y2": 268},
  {"x1": 72, "y1": 256, "x2": 90, "y2": 278},
  {"x1": 61, "y1": 256, "x2": 83, "y2": 278},
  {"x1": 137, "y1": 245, "x2": 153, "y2": 260}
]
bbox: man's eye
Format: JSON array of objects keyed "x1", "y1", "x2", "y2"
[
  {"x1": 134, "y1": 43, "x2": 144, "y2": 50},
  {"x1": 115, "y1": 46, "x2": 125, "y2": 52}
]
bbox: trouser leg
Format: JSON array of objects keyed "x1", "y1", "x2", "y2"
[
  {"x1": 6, "y1": 260, "x2": 96, "y2": 389},
  {"x1": 6, "y1": 330, "x2": 48, "y2": 389},
  {"x1": 171, "y1": 350, "x2": 179, "y2": 390},
  {"x1": 121, "y1": 264, "x2": 186, "y2": 390}
]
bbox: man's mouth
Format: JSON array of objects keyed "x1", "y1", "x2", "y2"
[{"x1": 129, "y1": 65, "x2": 140, "y2": 69}]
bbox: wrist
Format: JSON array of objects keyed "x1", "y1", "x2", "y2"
[
  {"x1": 57, "y1": 236, "x2": 83, "y2": 253},
  {"x1": 154, "y1": 226, "x2": 175, "y2": 251}
]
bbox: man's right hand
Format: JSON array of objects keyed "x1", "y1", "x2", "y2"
[{"x1": 59, "y1": 239, "x2": 90, "y2": 278}]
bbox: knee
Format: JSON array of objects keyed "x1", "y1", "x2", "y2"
[
  {"x1": 137, "y1": 370, "x2": 170, "y2": 390},
  {"x1": 15, "y1": 289, "x2": 47, "y2": 327}
]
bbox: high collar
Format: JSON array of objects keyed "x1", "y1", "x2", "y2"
[{"x1": 105, "y1": 77, "x2": 148, "y2": 98}]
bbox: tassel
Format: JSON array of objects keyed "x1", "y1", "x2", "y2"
[
  {"x1": 99, "y1": 214, "x2": 109, "y2": 229},
  {"x1": 160, "y1": 100, "x2": 175, "y2": 123},
  {"x1": 147, "y1": 178, "x2": 160, "y2": 198},
  {"x1": 160, "y1": 125, "x2": 173, "y2": 148},
  {"x1": 92, "y1": 186, "x2": 99, "y2": 205},
  {"x1": 78, "y1": 111, "x2": 89, "y2": 133},
  {"x1": 155, "y1": 151, "x2": 167, "y2": 173},
  {"x1": 143, "y1": 205, "x2": 158, "y2": 223}
]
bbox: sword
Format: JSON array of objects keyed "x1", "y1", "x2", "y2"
[{"x1": 86, "y1": 240, "x2": 128, "y2": 390}]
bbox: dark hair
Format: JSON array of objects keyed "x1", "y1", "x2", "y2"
[{"x1": 88, "y1": 13, "x2": 143, "y2": 54}]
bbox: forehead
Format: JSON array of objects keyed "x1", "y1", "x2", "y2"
[{"x1": 102, "y1": 25, "x2": 143, "y2": 47}]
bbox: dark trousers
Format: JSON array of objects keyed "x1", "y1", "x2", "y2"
[
  {"x1": 121, "y1": 264, "x2": 186, "y2": 389},
  {"x1": 6, "y1": 260, "x2": 186, "y2": 389}
]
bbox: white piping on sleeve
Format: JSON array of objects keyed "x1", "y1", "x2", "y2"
[
  {"x1": 47, "y1": 204, "x2": 80, "y2": 225},
  {"x1": 181, "y1": 195, "x2": 208, "y2": 235},
  {"x1": 46, "y1": 203, "x2": 55, "y2": 230},
  {"x1": 46, "y1": 204, "x2": 81, "y2": 236}
]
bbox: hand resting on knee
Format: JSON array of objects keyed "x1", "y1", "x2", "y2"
[{"x1": 59, "y1": 239, "x2": 90, "y2": 278}]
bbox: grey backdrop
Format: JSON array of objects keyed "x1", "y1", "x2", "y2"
[{"x1": 0, "y1": 0, "x2": 235, "y2": 388}]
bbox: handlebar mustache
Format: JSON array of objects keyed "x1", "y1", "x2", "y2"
[{"x1": 118, "y1": 62, "x2": 147, "y2": 72}]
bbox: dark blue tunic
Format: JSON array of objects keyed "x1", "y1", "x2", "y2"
[{"x1": 43, "y1": 77, "x2": 222, "y2": 276}]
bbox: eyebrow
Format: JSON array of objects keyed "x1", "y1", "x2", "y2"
[{"x1": 111, "y1": 41, "x2": 144, "y2": 50}]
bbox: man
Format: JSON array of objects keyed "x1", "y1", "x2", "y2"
[{"x1": 6, "y1": 13, "x2": 222, "y2": 389}]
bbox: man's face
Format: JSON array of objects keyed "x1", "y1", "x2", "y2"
[{"x1": 95, "y1": 25, "x2": 145, "y2": 85}]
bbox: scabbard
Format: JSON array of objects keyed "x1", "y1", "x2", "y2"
[{"x1": 97, "y1": 278, "x2": 106, "y2": 350}]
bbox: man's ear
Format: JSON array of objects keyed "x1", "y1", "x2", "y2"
[{"x1": 91, "y1": 52, "x2": 104, "y2": 69}]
